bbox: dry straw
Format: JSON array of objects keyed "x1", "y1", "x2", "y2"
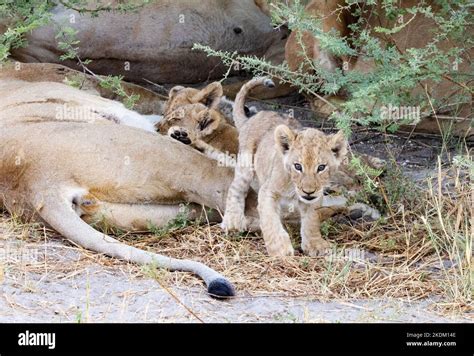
[{"x1": 0, "y1": 159, "x2": 471, "y2": 317}]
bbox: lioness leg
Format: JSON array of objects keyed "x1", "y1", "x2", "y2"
[
  {"x1": 257, "y1": 183, "x2": 294, "y2": 256},
  {"x1": 35, "y1": 190, "x2": 235, "y2": 297},
  {"x1": 221, "y1": 151, "x2": 255, "y2": 232},
  {"x1": 77, "y1": 199, "x2": 221, "y2": 231},
  {"x1": 321, "y1": 195, "x2": 381, "y2": 221}
]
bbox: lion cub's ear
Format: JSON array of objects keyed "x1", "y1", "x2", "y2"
[
  {"x1": 329, "y1": 130, "x2": 348, "y2": 162},
  {"x1": 274, "y1": 125, "x2": 296, "y2": 154},
  {"x1": 197, "y1": 110, "x2": 221, "y2": 137},
  {"x1": 192, "y1": 82, "x2": 223, "y2": 110},
  {"x1": 168, "y1": 86, "x2": 185, "y2": 100}
]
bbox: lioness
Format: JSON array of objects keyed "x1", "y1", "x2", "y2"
[
  {"x1": 285, "y1": 0, "x2": 472, "y2": 137},
  {"x1": 0, "y1": 73, "x2": 265, "y2": 298},
  {"x1": 219, "y1": 78, "x2": 353, "y2": 256},
  {"x1": 8, "y1": 0, "x2": 287, "y2": 84},
  {"x1": 0, "y1": 78, "x2": 159, "y2": 132}
]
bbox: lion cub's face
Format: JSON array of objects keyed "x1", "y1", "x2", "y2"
[
  {"x1": 274, "y1": 125, "x2": 348, "y2": 204},
  {"x1": 158, "y1": 82, "x2": 226, "y2": 138},
  {"x1": 157, "y1": 103, "x2": 223, "y2": 139}
]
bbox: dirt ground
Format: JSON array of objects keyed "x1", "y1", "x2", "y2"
[
  {"x1": 0, "y1": 237, "x2": 471, "y2": 323},
  {"x1": 0, "y1": 91, "x2": 472, "y2": 324},
  {"x1": 0, "y1": 267, "x2": 470, "y2": 323}
]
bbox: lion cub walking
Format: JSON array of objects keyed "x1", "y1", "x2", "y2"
[{"x1": 222, "y1": 78, "x2": 348, "y2": 257}]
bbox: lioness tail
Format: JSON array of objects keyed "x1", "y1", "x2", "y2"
[{"x1": 36, "y1": 191, "x2": 235, "y2": 298}]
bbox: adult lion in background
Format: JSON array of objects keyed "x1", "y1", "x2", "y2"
[
  {"x1": 285, "y1": 0, "x2": 473, "y2": 138},
  {"x1": 0, "y1": 61, "x2": 168, "y2": 115},
  {"x1": 4, "y1": 0, "x2": 287, "y2": 84},
  {"x1": 0, "y1": 65, "x2": 263, "y2": 298}
]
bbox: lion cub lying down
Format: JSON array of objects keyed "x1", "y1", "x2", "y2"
[
  {"x1": 222, "y1": 78, "x2": 351, "y2": 257},
  {"x1": 156, "y1": 81, "x2": 257, "y2": 164}
]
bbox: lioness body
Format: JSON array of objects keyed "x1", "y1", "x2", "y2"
[
  {"x1": 0, "y1": 72, "x2": 263, "y2": 297},
  {"x1": 0, "y1": 62, "x2": 167, "y2": 115},
  {"x1": 8, "y1": 0, "x2": 286, "y2": 84},
  {"x1": 0, "y1": 78, "x2": 157, "y2": 131},
  {"x1": 285, "y1": 0, "x2": 472, "y2": 137}
]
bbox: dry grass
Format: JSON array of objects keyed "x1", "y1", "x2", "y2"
[
  {"x1": 0, "y1": 158, "x2": 472, "y2": 319},
  {"x1": 125, "y1": 157, "x2": 471, "y2": 314}
]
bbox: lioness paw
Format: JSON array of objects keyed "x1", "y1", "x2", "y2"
[{"x1": 348, "y1": 203, "x2": 381, "y2": 221}]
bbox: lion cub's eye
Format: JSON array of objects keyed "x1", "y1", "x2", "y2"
[
  {"x1": 294, "y1": 163, "x2": 303, "y2": 172},
  {"x1": 317, "y1": 164, "x2": 327, "y2": 173}
]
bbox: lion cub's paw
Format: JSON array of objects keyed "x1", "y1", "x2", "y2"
[
  {"x1": 348, "y1": 203, "x2": 381, "y2": 221},
  {"x1": 168, "y1": 126, "x2": 193, "y2": 145},
  {"x1": 267, "y1": 244, "x2": 295, "y2": 257},
  {"x1": 302, "y1": 239, "x2": 333, "y2": 257},
  {"x1": 221, "y1": 212, "x2": 249, "y2": 233},
  {"x1": 266, "y1": 233, "x2": 295, "y2": 257},
  {"x1": 245, "y1": 217, "x2": 260, "y2": 232}
]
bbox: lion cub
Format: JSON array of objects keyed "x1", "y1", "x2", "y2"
[
  {"x1": 222, "y1": 78, "x2": 348, "y2": 257},
  {"x1": 161, "y1": 81, "x2": 256, "y2": 127},
  {"x1": 159, "y1": 103, "x2": 239, "y2": 165}
]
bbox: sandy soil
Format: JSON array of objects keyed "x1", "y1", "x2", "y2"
[{"x1": 0, "y1": 238, "x2": 471, "y2": 323}]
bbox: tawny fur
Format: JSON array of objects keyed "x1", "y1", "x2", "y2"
[
  {"x1": 0, "y1": 73, "x2": 263, "y2": 296},
  {"x1": 285, "y1": 0, "x2": 350, "y2": 73},
  {"x1": 284, "y1": 0, "x2": 472, "y2": 135},
  {"x1": 7, "y1": 0, "x2": 286, "y2": 84},
  {"x1": 0, "y1": 77, "x2": 157, "y2": 132},
  {"x1": 222, "y1": 78, "x2": 356, "y2": 257},
  {"x1": 0, "y1": 62, "x2": 165, "y2": 115},
  {"x1": 160, "y1": 79, "x2": 385, "y2": 213},
  {"x1": 159, "y1": 80, "x2": 296, "y2": 160},
  {"x1": 157, "y1": 83, "x2": 239, "y2": 156}
]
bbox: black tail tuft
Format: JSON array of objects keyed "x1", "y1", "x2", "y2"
[{"x1": 207, "y1": 278, "x2": 235, "y2": 299}]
